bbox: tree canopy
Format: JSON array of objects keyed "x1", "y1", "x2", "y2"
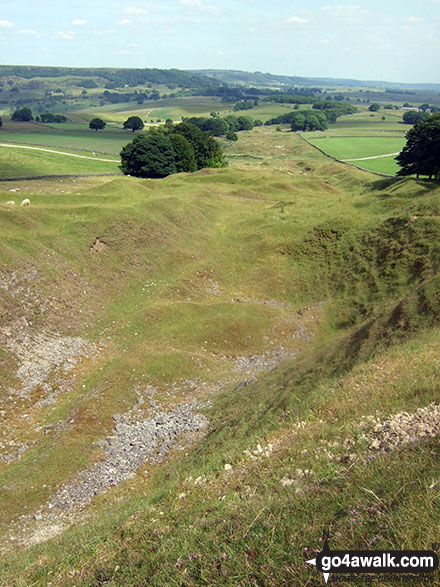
[
  {"x1": 120, "y1": 133, "x2": 177, "y2": 178},
  {"x1": 11, "y1": 107, "x2": 33, "y2": 121},
  {"x1": 402, "y1": 111, "x2": 429, "y2": 125},
  {"x1": 396, "y1": 113, "x2": 440, "y2": 179},
  {"x1": 123, "y1": 116, "x2": 144, "y2": 132},
  {"x1": 89, "y1": 117, "x2": 106, "y2": 131},
  {"x1": 120, "y1": 122, "x2": 226, "y2": 179}
]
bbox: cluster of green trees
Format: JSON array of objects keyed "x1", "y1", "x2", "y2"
[
  {"x1": 233, "y1": 100, "x2": 259, "y2": 111},
  {"x1": 265, "y1": 101, "x2": 356, "y2": 130},
  {"x1": 402, "y1": 111, "x2": 430, "y2": 124},
  {"x1": 120, "y1": 122, "x2": 226, "y2": 179},
  {"x1": 311, "y1": 101, "x2": 357, "y2": 122},
  {"x1": 264, "y1": 93, "x2": 317, "y2": 105},
  {"x1": 182, "y1": 114, "x2": 261, "y2": 137},
  {"x1": 36, "y1": 112, "x2": 68, "y2": 123},
  {"x1": 396, "y1": 113, "x2": 440, "y2": 179},
  {"x1": 11, "y1": 107, "x2": 33, "y2": 121}
]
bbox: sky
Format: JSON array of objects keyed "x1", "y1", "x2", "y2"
[{"x1": 1, "y1": 0, "x2": 439, "y2": 84}]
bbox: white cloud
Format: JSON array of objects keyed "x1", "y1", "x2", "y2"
[
  {"x1": 18, "y1": 29, "x2": 39, "y2": 36},
  {"x1": 110, "y1": 49, "x2": 132, "y2": 55},
  {"x1": 321, "y1": 4, "x2": 367, "y2": 19},
  {"x1": 72, "y1": 19, "x2": 87, "y2": 26},
  {"x1": 0, "y1": 20, "x2": 13, "y2": 28},
  {"x1": 117, "y1": 19, "x2": 132, "y2": 25},
  {"x1": 407, "y1": 16, "x2": 423, "y2": 23},
  {"x1": 286, "y1": 16, "x2": 309, "y2": 23},
  {"x1": 217, "y1": 49, "x2": 224, "y2": 55},
  {"x1": 54, "y1": 31, "x2": 75, "y2": 39}
]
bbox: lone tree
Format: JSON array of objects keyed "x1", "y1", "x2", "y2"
[
  {"x1": 89, "y1": 118, "x2": 106, "y2": 131},
  {"x1": 368, "y1": 103, "x2": 381, "y2": 112},
  {"x1": 396, "y1": 113, "x2": 440, "y2": 179},
  {"x1": 123, "y1": 116, "x2": 144, "y2": 133},
  {"x1": 11, "y1": 107, "x2": 33, "y2": 121}
]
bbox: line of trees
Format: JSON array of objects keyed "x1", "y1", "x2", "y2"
[
  {"x1": 181, "y1": 114, "x2": 261, "y2": 136},
  {"x1": 36, "y1": 112, "x2": 68, "y2": 123},
  {"x1": 120, "y1": 122, "x2": 226, "y2": 179}
]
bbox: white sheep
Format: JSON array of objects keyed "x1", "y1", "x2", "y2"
[
  {"x1": 20, "y1": 198, "x2": 30, "y2": 207},
  {"x1": 5, "y1": 200, "x2": 15, "y2": 206}
]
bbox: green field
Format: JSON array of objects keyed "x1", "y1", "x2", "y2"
[
  {"x1": 302, "y1": 108, "x2": 409, "y2": 175},
  {"x1": 347, "y1": 155, "x2": 401, "y2": 175},
  {"x1": 305, "y1": 136, "x2": 406, "y2": 175},
  {"x1": 0, "y1": 130, "x2": 133, "y2": 154},
  {"x1": 0, "y1": 145, "x2": 120, "y2": 178},
  {"x1": 306, "y1": 136, "x2": 405, "y2": 160}
]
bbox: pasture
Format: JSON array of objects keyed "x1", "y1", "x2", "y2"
[
  {"x1": 0, "y1": 144, "x2": 120, "y2": 178},
  {"x1": 303, "y1": 108, "x2": 408, "y2": 174},
  {"x1": 0, "y1": 130, "x2": 133, "y2": 155}
]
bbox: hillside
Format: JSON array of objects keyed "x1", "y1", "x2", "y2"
[
  {"x1": 191, "y1": 69, "x2": 440, "y2": 92},
  {"x1": 0, "y1": 127, "x2": 440, "y2": 585}
]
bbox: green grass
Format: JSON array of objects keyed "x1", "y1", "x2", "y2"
[
  {"x1": 306, "y1": 136, "x2": 406, "y2": 160},
  {"x1": 88, "y1": 96, "x2": 235, "y2": 123},
  {"x1": 0, "y1": 130, "x2": 134, "y2": 154},
  {"x1": 0, "y1": 145, "x2": 120, "y2": 178},
  {"x1": 348, "y1": 155, "x2": 401, "y2": 175},
  {"x1": 0, "y1": 125, "x2": 440, "y2": 585}
]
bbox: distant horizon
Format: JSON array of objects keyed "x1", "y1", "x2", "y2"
[{"x1": 1, "y1": 63, "x2": 439, "y2": 90}]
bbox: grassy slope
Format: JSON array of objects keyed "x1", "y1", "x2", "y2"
[{"x1": 0, "y1": 127, "x2": 440, "y2": 585}]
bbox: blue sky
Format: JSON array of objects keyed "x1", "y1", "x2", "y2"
[{"x1": 1, "y1": 0, "x2": 439, "y2": 83}]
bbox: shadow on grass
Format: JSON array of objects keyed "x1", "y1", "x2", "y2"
[{"x1": 367, "y1": 177, "x2": 440, "y2": 197}]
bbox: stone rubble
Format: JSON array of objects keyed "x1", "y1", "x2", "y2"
[
  {"x1": 365, "y1": 403, "x2": 440, "y2": 452},
  {"x1": 6, "y1": 330, "x2": 97, "y2": 399},
  {"x1": 45, "y1": 401, "x2": 209, "y2": 511},
  {"x1": 234, "y1": 346, "x2": 295, "y2": 373}
]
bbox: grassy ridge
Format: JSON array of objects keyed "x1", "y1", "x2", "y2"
[{"x1": 0, "y1": 129, "x2": 440, "y2": 585}]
